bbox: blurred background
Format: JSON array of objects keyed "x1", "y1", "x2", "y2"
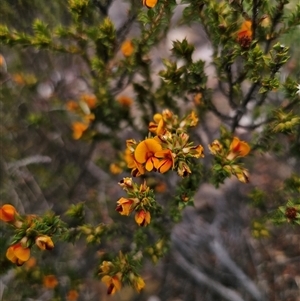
[{"x1": 0, "y1": 1, "x2": 300, "y2": 301}]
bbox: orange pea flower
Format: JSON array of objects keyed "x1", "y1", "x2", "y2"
[
  {"x1": 227, "y1": 137, "x2": 250, "y2": 160},
  {"x1": 124, "y1": 148, "x2": 145, "y2": 176},
  {"x1": 154, "y1": 149, "x2": 174, "y2": 173},
  {"x1": 135, "y1": 210, "x2": 151, "y2": 227},
  {"x1": 6, "y1": 243, "x2": 31, "y2": 266},
  {"x1": 72, "y1": 122, "x2": 88, "y2": 140},
  {"x1": 116, "y1": 197, "x2": 135, "y2": 216},
  {"x1": 66, "y1": 100, "x2": 79, "y2": 111},
  {"x1": 117, "y1": 96, "x2": 133, "y2": 107},
  {"x1": 101, "y1": 274, "x2": 122, "y2": 295},
  {"x1": 133, "y1": 276, "x2": 145, "y2": 292},
  {"x1": 143, "y1": 0, "x2": 158, "y2": 9},
  {"x1": 81, "y1": 94, "x2": 97, "y2": 109},
  {"x1": 237, "y1": 20, "x2": 253, "y2": 48},
  {"x1": 43, "y1": 275, "x2": 58, "y2": 289},
  {"x1": 149, "y1": 113, "x2": 165, "y2": 135},
  {"x1": 134, "y1": 138, "x2": 162, "y2": 172},
  {"x1": 67, "y1": 290, "x2": 79, "y2": 301},
  {"x1": 0, "y1": 204, "x2": 17, "y2": 222},
  {"x1": 121, "y1": 40, "x2": 134, "y2": 57},
  {"x1": 35, "y1": 235, "x2": 54, "y2": 250}
]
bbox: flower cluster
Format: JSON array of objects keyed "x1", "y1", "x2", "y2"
[
  {"x1": 99, "y1": 252, "x2": 145, "y2": 295},
  {"x1": 116, "y1": 178, "x2": 159, "y2": 227},
  {"x1": 0, "y1": 204, "x2": 56, "y2": 266},
  {"x1": 237, "y1": 20, "x2": 253, "y2": 48},
  {"x1": 209, "y1": 136, "x2": 251, "y2": 184},
  {"x1": 124, "y1": 110, "x2": 204, "y2": 177},
  {"x1": 66, "y1": 93, "x2": 97, "y2": 139}
]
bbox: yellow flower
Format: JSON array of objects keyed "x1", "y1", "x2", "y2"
[
  {"x1": 133, "y1": 276, "x2": 145, "y2": 292},
  {"x1": 100, "y1": 261, "x2": 113, "y2": 274},
  {"x1": 101, "y1": 274, "x2": 122, "y2": 295},
  {"x1": 116, "y1": 197, "x2": 135, "y2": 216},
  {"x1": 135, "y1": 210, "x2": 151, "y2": 226},
  {"x1": 134, "y1": 138, "x2": 162, "y2": 172},
  {"x1": 142, "y1": 0, "x2": 158, "y2": 9},
  {"x1": 66, "y1": 100, "x2": 78, "y2": 111},
  {"x1": 121, "y1": 40, "x2": 134, "y2": 57},
  {"x1": 232, "y1": 165, "x2": 250, "y2": 183},
  {"x1": 43, "y1": 275, "x2": 58, "y2": 289},
  {"x1": 194, "y1": 93, "x2": 202, "y2": 105},
  {"x1": 81, "y1": 94, "x2": 97, "y2": 109},
  {"x1": 67, "y1": 290, "x2": 79, "y2": 301},
  {"x1": 208, "y1": 140, "x2": 223, "y2": 155},
  {"x1": 187, "y1": 111, "x2": 199, "y2": 127},
  {"x1": 35, "y1": 235, "x2": 54, "y2": 250},
  {"x1": 117, "y1": 95, "x2": 133, "y2": 107},
  {"x1": 237, "y1": 20, "x2": 253, "y2": 48},
  {"x1": 155, "y1": 149, "x2": 174, "y2": 173},
  {"x1": 72, "y1": 122, "x2": 89, "y2": 140},
  {"x1": 6, "y1": 243, "x2": 31, "y2": 266},
  {"x1": 189, "y1": 145, "x2": 204, "y2": 158},
  {"x1": 227, "y1": 137, "x2": 250, "y2": 160},
  {"x1": 0, "y1": 204, "x2": 17, "y2": 222}
]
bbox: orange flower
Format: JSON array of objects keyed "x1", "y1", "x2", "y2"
[
  {"x1": 121, "y1": 40, "x2": 134, "y2": 57},
  {"x1": 208, "y1": 140, "x2": 223, "y2": 155},
  {"x1": 227, "y1": 137, "x2": 250, "y2": 160},
  {"x1": 100, "y1": 261, "x2": 113, "y2": 274},
  {"x1": 66, "y1": 101, "x2": 78, "y2": 111},
  {"x1": 135, "y1": 210, "x2": 151, "y2": 226},
  {"x1": 132, "y1": 276, "x2": 145, "y2": 292},
  {"x1": 67, "y1": 290, "x2": 79, "y2": 301},
  {"x1": 43, "y1": 275, "x2": 58, "y2": 289},
  {"x1": 25, "y1": 257, "x2": 37, "y2": 269},
  {"x1": 72, "y1": 122, "x2": 88, "y2": 140},
  {"x1": 35, "y1": 235, "x2": 54, "y2": 250},
  {"x1": 81, "y1": 94, "x2": 97, "y2": 109},
  {"x1": 124, "y1": 148, "x2": 145, "y2": 176},
  {"x1": 237, "y1": 20, "x2": 253, "y2": 48},
  {"x1": 117, "y1": 96, "x2": 133, "y2": 107},
  {"x1": 0, "y1": 204, "x2": 17, "y2": 222},
  {"x1": 116, "y1": 197, "x2": 135, "y2": 215},
  {"x1": 149, "y1": 114, "x2": 165, "y2": 135},
  {"x1": 101, "y1": 275, "x2": 122, "y2": 295},
  {"x1": 109, "y1": 163, "x2": 122, "y2": 174},
  {"x1": 134, "y1": 138, "x2": 162, "y2": 172},
  {"x1": 143, "y1": 0, "x2": 158, "y2": 9},
  {"x1": 155, "y1": 149, "x2": 174, "y2": 173},
  {"x1": 6, "y1": 243, "x2": 30, "y2": 266}
]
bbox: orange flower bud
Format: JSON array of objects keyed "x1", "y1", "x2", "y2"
[
  {"x1": 0, "y1": 204, "x2": 17, "y2": 222},
  {"x1": 121, "y1": 40, "x2": 134, "y2": 57},
  {"x1": 143, "y1": 0, "x2": 158, "y2": 8}
]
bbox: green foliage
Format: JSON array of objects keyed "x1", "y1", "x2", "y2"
[{"x1": 0, "y1": 0, "x2": 300, "y2": 299}]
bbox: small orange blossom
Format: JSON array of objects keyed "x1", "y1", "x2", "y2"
[{"x1": 134, "y1": 138, "x2": 162, "y2": 172}]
